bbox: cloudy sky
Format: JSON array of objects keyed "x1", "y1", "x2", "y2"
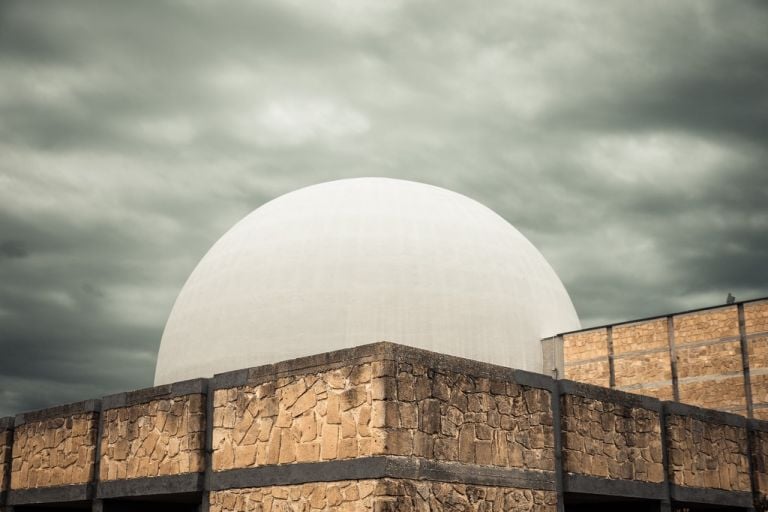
[{"x1": 1, "y1": 0, "x2": 767, "y2": 416}]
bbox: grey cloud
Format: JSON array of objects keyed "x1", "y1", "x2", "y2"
[{"x1": 0, "y1": 0, "x2": 766, "y2": 416}]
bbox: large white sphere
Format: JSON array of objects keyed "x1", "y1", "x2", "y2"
[{"x1": 154, "y1": 178, "x2": 580, "y2": 385}]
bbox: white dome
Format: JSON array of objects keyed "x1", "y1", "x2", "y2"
[{"x1": 154, "y1": 178, "x2": 580, "y2": 385}]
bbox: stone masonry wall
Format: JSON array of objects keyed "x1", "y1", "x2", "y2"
[
  {"x1": 100, "y1": 394, "x2": 205, "y2": 480},
  {"x1": 209, "y1": 479, "x2": 557, "y2": 512},
  {"x1": 747, "y1": 301, "x2": 768, "y2": 420},
  {"x1": 0, "y1": 428, "x2": 10, "y2": 492},
  {"x1": 612, "y1": 319, "x2": 674, "y2": 401},
  {"x1": 753, "y1": 428, "x2": 768, "y2": 499},
  {"x1": 561, "y1": 394, "x2": 664, "y2": 482},
  {"x1": 212, "y1": 360, "x2": 555, "y2": 472},
  {"x1": 563, "y1": 329, "x2": 610, "y2": 387},
  {"x1": 665, "y1": 414, "x2": 750, "y2": 491},
  {"x1": 213, "y1": 363, "x2": 376, "y2": 470},
  {"x1": 10, "y1": 413, "x2": 97, "y2": 489},
  {"x1": 378, "y1": 360, "x2": 555, "y2": 471},
  {"x1": 674, "y1": 307, "x2": 744, "y2": 412}
]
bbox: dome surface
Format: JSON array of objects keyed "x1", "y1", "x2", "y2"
[{"x1": 154, "y1": 178, "x2": 580, "y2": 385}]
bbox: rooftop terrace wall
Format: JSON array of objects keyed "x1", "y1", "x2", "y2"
[
  {"x1": 0, "y1": 342, "x2": 766, "y2": 511},
  {"x1": 551, "y1": 297, "x2": 768, "y2": 420}
]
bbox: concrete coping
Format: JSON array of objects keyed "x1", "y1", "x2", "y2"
[
  {"x1": 0, "y1": 416, "x2": 14, "y2": 431},
  {"x1": 14, "y1": 399, "x2": 101, "y2": 427},
  {"x1": 210, "y1": 341, "x2": 555, "y2": 392},
  {"x1": 663, "y1": 400, "x2": 748, "y2": 428},
  {"x1": 101, "y1": 378, "x2": 208, "y2": 411},
  {"x1": 559, "y1": 379, "x2": 662, "y2": 412},
  {"x1": 748, "y1": 418, "x2": 768, "y2": 432},
  {"x1": 553, "y1": 294, "x2": 768, "y2": 337}
]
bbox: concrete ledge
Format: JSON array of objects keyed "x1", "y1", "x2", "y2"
[
  {"x1": 102, "y1": 379, "x2": 207, "y2": 410},
  {"x1": 559, "y1": 379, "x2": 662, "y2": 411},
  {"x1": 6, "y1": 483, "x2": 92, "y2": 505},
  {"x1": 211, "y1": 342, "x2": 556, "y2": 393},
  {"x1": 15, "y1": 400, "x2": 101, "y2": 426},
  {"x1": 748, "y1": 418, "x2": 768, "y2": 433},
  {"x1": 210, "y1": 456, "x2": 555, "y2": 491},
  {"x1": 0, "y1": 417, "x2": 13, "y2": 431},
  {"x1": 563, "y1": 473, "x2": 664, "y2": 500},
  {"x1": 663, "y1": 401, "x2": 747, "y2": 428},
  {"x1": 670, "y1": 484, "x2": 753, "y2": 507},
  {"x1": 97, "y1": 473, "x2": 204, "y2": 499}
]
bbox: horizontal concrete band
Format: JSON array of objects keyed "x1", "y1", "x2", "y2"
[
  {"x1": 102, "y1": 379, "x2": 208, "y2": 411},
  {"x1": 96, "y1": 472, "x2": 204, "y2": 499},
  {"x1": 670, "y1": 484, "x2": 753, "y2": 507},
  {"x1": 209, "y1": 457, "x2": 555, "y2": 492},
  {"x1": 212, "y1": 341, "x2": 555, "y2": 393},
  {"x1": 563, "y1": 473, "x2": 664, "y2": 500},
  {"x1": 15, "y1": 399, "x2": 101, "y2": 427},
  {"x1": 6, "y1": 483, "x2": 91, "y2": 505}
]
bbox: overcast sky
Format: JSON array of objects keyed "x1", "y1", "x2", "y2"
[{"x1": 1, "y1": 0, "x2": 767, "y2": 417}]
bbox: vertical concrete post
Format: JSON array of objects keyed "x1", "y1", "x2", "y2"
[
  {"x1": 739, "y1": 302, "x2": 755, "y2": 418},
  {"x1": 659, "y1": 402, "x2": 673, "y2": 512},
  {"x1": 666, "y1": 316, "x2": 680, "y2": 402},
  {"x1": 551, "y1": 379, "x2": 565, "y2": 512},
  {"x1": 201, "y1": 379, "x2": 213, "y2": 512},
  {"x1": 606, "y1": 325, "x2": 616, "y2": 389}
]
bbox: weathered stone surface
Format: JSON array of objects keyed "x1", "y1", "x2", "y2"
[
  {"x1": 614, "y1": 352, "x2": 671, "y2": 389},
  {"x1": 10, "y1": 413, "x2": 97, "y2": 489},
  {"x1": 213, "y1": 359, "x2": 554, "y2": 472},
  {"x1": 100, "y1": 394, "x2": 205, "y2": 480},
  {"x1": 562, "y1": 395, "x2": 664, "y2": 483},
  {"x1": 745, "y1": 301, "x2": 768, "y2": 335},
  {"x1": 0, "y1": 429, "x2": 11, "y2": 491},
  {"x1": 613, "y1": 319, "x2": 669, "y2": 355},
  {"x1": 562, "y1": 327, "x2": 611, "y2": 388},
  {"x1": 379, "y1": 362, "x2": 555, "y2": 471},
  {"x1": 665, "y1": 414, "x2": 750, "y2": 491},
  {"x1": 209, "y1": 479, "x2": 557, "y2": 512},
  {"x1": 564, "y1": 360, "x2": 610, "y2": 388},
  {"x1": 213, "y1": 364, "x2": 375, "y2": 470},
  {"x1": 674, "y1": 307, "x2": 739, "y2": 345},
  {"x1": 678, "y1": 377, "x2": 747, "y2": 412},
  {"x1": 753, "y1": 429, "x2": 768, "y2": 500}
]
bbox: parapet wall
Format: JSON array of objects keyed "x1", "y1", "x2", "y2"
[
  {"x1": 557, "y1": 297, "x2": 768, "y2": 418},
  {"x1": 0, "y1": 342, "x2": 766, "y2": 511}
]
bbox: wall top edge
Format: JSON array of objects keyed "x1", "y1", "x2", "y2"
[
  {"x1": 101, "y1": 378, "x2": 208, "y2": 411},
  {"x1": 663, "y1": 400, "x2": 747, "y2": 428},
  {"x1": 14, "y1": 399, "x2": 101, "y2": 427},
  {"x1": 210, "y1": 341, "x2": 556, "y2": 392},
  {"x1": 0, "y1": 416, "x2": 14, "y2": 431},
  {"x1": 559, "y1": 379, "x2": 662, "y2": 411},
  {"x1": 548, "y1": 295, "x2": 768, "y2": 339}
]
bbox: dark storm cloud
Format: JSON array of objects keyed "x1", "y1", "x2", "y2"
[{"x1": 1, "y1": 0, "x2": 766, "y2": 416}]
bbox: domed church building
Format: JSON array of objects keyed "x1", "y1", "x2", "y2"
[{"x1": 1, "y1": 179, "x2": 767, "y2": 512}]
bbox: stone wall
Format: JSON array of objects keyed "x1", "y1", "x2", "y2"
[
  {"x1": 754, "y1": 427, "x2": 768, "y2": 499},
  {"x1": 665, "y1": 413, "x2": 750, "y2": 491},
  {"x1": 563, "y1": 329, "x2": 610, "y2": 387},
  {"x1": 10, "y1": 412, "x2": 97, "y2": 489},
  {"x1": 561, "y1": 393, "x2": 664, "y2": 482},
  {"x1": 612, "y1": 319, "x2": 674, "y2": 401},
  {"x1": 212, "y1": 363, "x2": 376, "y2": 470},
  {"x1": 674, "y1": 307, "x2": 746, "y2": 412},
  {"x1": 558, "y1": 300, "x2": 768, "y2": 416},
  {"x1": 748, "y1": 300, "x2": 768, "y2": 420},
  {"x1": 212, "y1": 358, "x2": 554, "y2": 472},
  {"x1": 377, "y1": 360, "x2": 554, "y2": 471},
  {"x1": 0, "y1": 427, "x2": 10, "y2": 492},
  {"x1": 209, "y1": 479, "x2": 557, "y2": 512},
  {"x1": 100, "y1": 394, "x2": 205, "y2": 480}
]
